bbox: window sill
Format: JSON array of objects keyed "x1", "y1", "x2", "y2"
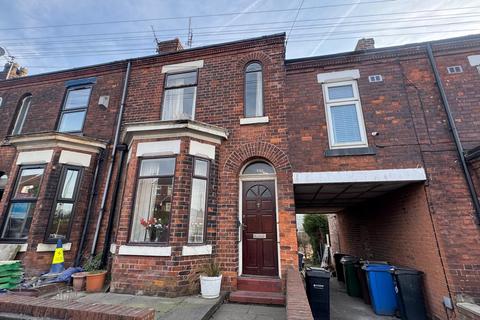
[
  {"x1": 118, "y1": 245, "x2": 172, "y2": 257},
  {"x1": 240, "y1": 116, "x2": 269, "y2": 125},
  {"x1": 457, "y1": 302, "x2": 480, "y2": 317},
  {"x1": 182, "y1": 244, "x2": 212, "y2": 256},
  {"x1": 0, "y1": 243, "x2": 28, "y2": 253},
  {"x1": 36, "y1": 242, "x2": 71, "y2": 252},
  {"x1": 325, "y1": 146, "x2": 376, "y2": 157}
]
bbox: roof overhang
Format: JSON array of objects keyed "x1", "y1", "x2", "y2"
[
  {"x1": 121, "y1": 119, "x2": 229, "y2": 146},
  {"x1": 3, "y1": 132, "x2": 107, "y2": 154},
  {"x1": 293, "y1": 168, "x2": 427, "y2": 212}
]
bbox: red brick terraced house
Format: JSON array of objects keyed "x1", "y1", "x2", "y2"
[{"x1": 0, "y1": 33, "x2": 479, "y2": 319}]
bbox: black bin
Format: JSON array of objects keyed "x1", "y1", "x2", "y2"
[
  {"x1": 391, "y1": 267, "x2": 427, "y2": 320},
  {"x1": 298, "y1": 252, "x2": 304, "y2": 271},
  {"x1": 333, "y1": 253, "x2": 347, "y2": 282},
  {"x1": 305, "y1": 267, "x2": 330, "y2": 320}
]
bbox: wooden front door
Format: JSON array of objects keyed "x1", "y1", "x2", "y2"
[{"x1": 242, "y1": 180, "x2": 278, "y2": 276}]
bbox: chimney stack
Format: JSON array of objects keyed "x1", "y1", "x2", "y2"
[
  {"x1": 355, "y1": 38, "x2": 375, "y2": 51},
  {"x1": 156, "y1": 38, "x2": 184, "y2": 54},
  {"x1": 0, "y1": 62, "x2": 28, "y2": 81}
]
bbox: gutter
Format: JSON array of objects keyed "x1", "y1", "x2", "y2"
[
  {"x1": 91, "y1": 60, "x2": 132, "y2": 255},
  {"x1": 426, "y1": 43, "x2": 480, "y2": 223}
]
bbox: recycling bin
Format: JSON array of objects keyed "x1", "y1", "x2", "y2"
[
  {"x1": 391, "y1": 267, "x2": 427, "y2": 320},
  {"x1": 333, "y1": 253, "x2": 347, "y2": 282},
  {"x1": 363, "y1": 264, "x2": 398, "y2": 316},
  {"x1": 305, "y1": 267, "x2": 330, "y2": 320},
  {"x1": 358, "y1": 260, "x2": 389, "y2": 305},
  {"x1": 340, "y1": 256, "x2": 361, "y2": 297}
]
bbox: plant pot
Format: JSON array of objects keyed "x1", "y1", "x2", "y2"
[
  {"x1": 71, "y1": 272, "x2": 88, "y2": 291},
  {"x1": 85, "y1": 271, "x2": 107, "y2": 293},
  {"x1": 200, "y1": 274, "x2": 222, "y2": 299}
]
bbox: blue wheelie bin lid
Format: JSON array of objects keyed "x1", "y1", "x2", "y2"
[{"x1": 363, "y1": 264, "x2": 391, "y2": 272}]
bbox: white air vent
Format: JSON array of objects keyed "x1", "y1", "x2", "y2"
[
  {"x1": 447, "y1": 66, "x2": 463, "y2": 74},
  {"x1": 98, "y1": 95, "x2": 110, "y2": 108},
  {"x1": 368, "y1": 75, "x2": 383, "y2": 83}
]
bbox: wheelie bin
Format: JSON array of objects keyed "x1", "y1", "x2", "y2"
[
  {"x1": 305, "y1": 267, "x2": 330, "y2": 320},
  {"x1": 333, "y1": 253, "x2": 347, "y2": 282},
  {"x1": 391, "y1": 267, "x2": 427, "y2": 320},
  {"x1": 363, "y1": 264, "x2": 398, "y2": 316},
  {"x1": 340, "y1": 256, "x2": 361, "y2": 298},
  {"x1": 358, "y1": 260, "x2": 389, "y2": 305}
]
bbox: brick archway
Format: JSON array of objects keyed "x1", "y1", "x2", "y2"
[{"x1": 223, "y1": 142, "x2": 291, "y2": 175}]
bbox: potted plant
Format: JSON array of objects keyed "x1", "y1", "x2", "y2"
[
  {"x1": 200, "y1": 261, "x2": 222, "y2": 299},
  {"x1": 71, "y1": 271, "x2": 88, "y2": 291},
  {"x1": 83, "y1": 254, "x2": 107, "y2": 292}
]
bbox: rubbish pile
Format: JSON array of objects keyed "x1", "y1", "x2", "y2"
[{"x1": 0, "y1": 261, "x2": 23, "y2": 290}]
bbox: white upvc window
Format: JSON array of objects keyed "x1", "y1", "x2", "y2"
[{"x1": 323, "y1": 80, "x2": 368, "y2": 149}]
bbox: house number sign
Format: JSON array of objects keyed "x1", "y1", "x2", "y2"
[{"x1": 253, "y1": 233, "x2": 267, "y2": 239}]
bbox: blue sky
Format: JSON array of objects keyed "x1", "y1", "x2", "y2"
[{"x1": 1, "y1": 0, "x2": 479, "y2": 75}]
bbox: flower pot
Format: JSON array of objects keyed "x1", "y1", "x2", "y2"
[
  {"x1": 85, "y1": 271, "x2": 107, "y2": 292},
  {"x1": 200, "y1": 274, "x2": 222, "y2": 299},
  {"x1": 71, "y1": 272, "x2": 88, "y2": 291}
]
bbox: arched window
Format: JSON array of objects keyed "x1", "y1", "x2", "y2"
[
  {"x1": 244, "y1": 62, "x2": 263, "y2": 118},
  {"x1": 0, "y1": 172, "x2": 7, "y2": 201},
  {"x1": 242, "y1": 161, "x2": 275, "y2": 175},
  {"x1": 12, "y1": 95, "x2": 32, "y2": 135}
]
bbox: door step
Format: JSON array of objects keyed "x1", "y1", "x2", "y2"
[
  {"x1": 237, "y1": 276, "x2": 282, "y2": 293},
  {"x1": 231, "y1": 276, "x2": 285, "y2": 305},
  {"x1": 229, "y1": 290, "x2": 286, "y2": 305}
]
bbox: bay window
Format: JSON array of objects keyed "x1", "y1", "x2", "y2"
[
  {"x1": 1, "y1": 166, "x2": 45, "y2": 240},
  {"x1": 162, "y1": 71, "x2": 197, "y2": 120},
  {"x1": 45, "y1": 166, "x2": 81, "y2": 242},
  {"x1": 323, "y1": 80, "x2": 368, "y2": 149},
  {"x1": 130, "y1": 157, "x2": 175, "y2": 244},
  {"x1": 188, "y1": 158, "x2": 209, "y2": 244},
  {"x1": 58, "y1": 86, "x2": 91, "y2": 133}
]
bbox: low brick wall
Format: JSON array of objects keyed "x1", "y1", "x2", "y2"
[
  {"x1": 286, "y1": 268, "x2": 313, "y2": 320},
  {"x1": 0, "y1": 294, "x2": 155, "y2": 320}
]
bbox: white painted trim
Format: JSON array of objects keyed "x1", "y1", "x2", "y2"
[
  {"x1": 0, "y1": 243, "x2": 28, "y2": 253},
  {"x1": 182, "y1": 244, "x2": 212, "y2": 256},
  {"x1": 317, "y1": 69, "x2": 360, "y2": 83},
  {"x1": 16, "y1": 150, "x2": 53, "y2": 165},
  {"x1": 238, "y1": 173, "x2": 281, "y2": 278},
  {"x1": 8, "y1": 132, "x2": 107, "y2": 153},
  {"x1": 239, "y1": 116, "x2": 269, "y2": 125},
  {"x1": 36, "y1": 242, "x2": 72, "y2": 252},
  {"x1": 189, "y1": 140, "x2": 216, "y2": 160},
  {"x1": 122, "y1": 120, "x2": 228, "y2": 145},
  {"x1": 457, "y1": 302, "x2": 480, "y2": 317},
  {"x1": 468, "y1": 55, "x2": 480, "y2": 66},
  {"x1": 136, "y1": 140, "x2": 181, "y2": 157},
  {"x1": 293, "y1": 168, "x2": 427, "y2": 184},
  {"x1": 162, "y1": 60, "x2": 204, "y2": 73},
  {"x1": 118, "y1": 245, "x2": 172, "y2": 257},
  {"x1": 59, "y1": 150, "x2": 91, "y2": 167}
]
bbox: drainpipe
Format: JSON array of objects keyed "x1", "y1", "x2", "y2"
[
  {"x1": 100, "y1": 144, "x2": 127, "y2": 267},
  {"x1": 91, "y1": 60, "x2": 132, "y2": 255},
  {"x1": 426, "y1": 43, "x2": 480, "y2": 223},
  {"x1": 74, "y1": 151, "x2": 103, "y2": 266}
]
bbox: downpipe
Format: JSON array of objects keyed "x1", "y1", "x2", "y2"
[{"x1": 91, "y1": 60, "x2": 132, "y2": 255}]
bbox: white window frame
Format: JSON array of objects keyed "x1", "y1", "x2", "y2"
[{"x1": 322, "y1": 80, "x2": 368, "y2": 149}]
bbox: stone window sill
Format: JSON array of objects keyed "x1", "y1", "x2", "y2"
[
  {"x1": 0, "y1": 243, "x2": 28, "y2": 253},
  {"x1": 457, "y1": 302, "x2": 480, "y2": 317},
  {"x1": 240, "y1": 116, "x2": 269, "y2": 125},
  {"x1": 118, "y1": 245, "x2": 172, "y2": 257},
  {"x1": 182, "y1": 244, "x2": 212, "y2": 256},
  {"x1": 37, "y1": 242, "x2": 71, "y2": 252},
  {"x1": 325, "y1": 146, "x2": 376, "y2": 157}
]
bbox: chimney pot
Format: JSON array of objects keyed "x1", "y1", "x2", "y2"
[
  {"x1": 156, "y1": 38, "x2": 184, "y2": 54},
  {"x1": 355, "y1": 38, "x2": 375, "y2": 51}
]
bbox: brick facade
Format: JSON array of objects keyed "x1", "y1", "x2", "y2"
[{"x1": 0, "y1": 32, "x2": 479, "y2": 319}]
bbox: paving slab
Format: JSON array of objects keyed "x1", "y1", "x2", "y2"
[{"x1": 210, "y1": 303, "x2": 286, "y2": 320}]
